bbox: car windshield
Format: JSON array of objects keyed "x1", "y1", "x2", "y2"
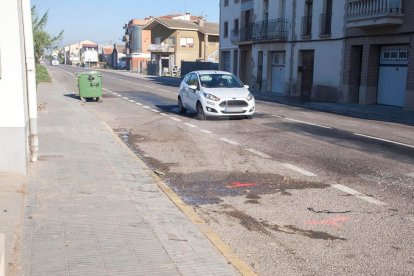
[{"x1": 199, "y1": 74, "x2": 244, "y2": 89}]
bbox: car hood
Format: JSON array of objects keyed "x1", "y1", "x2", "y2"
[{"x1": 201, "y1": 87, "x2": 250, "y2": 99}]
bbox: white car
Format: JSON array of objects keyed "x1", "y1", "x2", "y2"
[{"x1": 178, "y1": 71, "x2": 255, "y2": 120}]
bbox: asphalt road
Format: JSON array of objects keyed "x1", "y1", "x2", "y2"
[{"x1": 49, "y1": 65, "x2": 414, "y2": 276}]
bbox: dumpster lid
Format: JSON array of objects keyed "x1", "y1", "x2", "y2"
[{"x1": 76, "y1": 71, "x2": 102, "y2": 77}]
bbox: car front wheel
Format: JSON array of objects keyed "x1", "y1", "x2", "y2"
[
  {"x1": 196, "y1": 102, "x2": 206, "y2": 120},
  {"x1": 178, "y1": 97, "x2": 186, "y2": 114}
]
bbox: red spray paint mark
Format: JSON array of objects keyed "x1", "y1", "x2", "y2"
[
  {"x1": 226, "y1": 182, "x2": 258, "y2": 189},
  {"x1": 305, "y1": 216, "x2": 350, "y2": 229}
]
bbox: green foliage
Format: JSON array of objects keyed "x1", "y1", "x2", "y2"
[
  {"x1": 32, "y1": 5, "x2": 63, "y2": 63},
  {"x1": 36, "y1": 64, "x2": 51, "y2": 84}
]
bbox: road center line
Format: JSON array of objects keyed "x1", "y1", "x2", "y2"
[
  {"x1": 353, "y1": 133, "x2": 414, "y2": 149},
  {"x1": 220, "y1": 138, "x2": 240, "y2": 146},
  {"x1": 150, "y1": 109, "x2": 160, "y2": 113},
  {"x1": 332, "y1": 184, "x2": 387, "y2": 206},
  {"x1": 246, "y1": 148, "x2": 271, "y2": 159},
  {"x1": 200, "y1": 130, "x2": 212, "y2": 134},
  {"x1": 129, "y1": 100, "x2": 135, "y2": 103},
  {"x1": 135, "y1": 103, "x2": 142, "y2": 106},
  {"x1": 143, "y1": 106, "x2": 151, "y2": 109},
  {"x1": 170, "y1": 117, "x2": 181, "y2": 122},
  {"x1": 283, "y1": 163, "x2": 316, "y2": 177},
  {"x1": 160, "y1": 113, "x2": 169, "y2": 117},
  {"x1": 123, "y1": 97, "x2": 129, "y2": 100},
  {"x1": 184, "y1": 123, "x2": 197, "y2": 128}
]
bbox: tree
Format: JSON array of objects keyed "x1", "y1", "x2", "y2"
[{"x1": 32, "y1": 6, "x2": 64, "y2": 63}]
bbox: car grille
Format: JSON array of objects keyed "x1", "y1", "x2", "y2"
[{"x1": 219, "y1": 100, "x2": 248, "y2": 107}]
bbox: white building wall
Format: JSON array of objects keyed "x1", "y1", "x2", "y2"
[
  {"x1": 219, "y1": 0, "x2": 241, "y2": 74},
  {"x1": 291, "y1": 0, "x2": 346, "y2": 100},
  {"x1": 0, "y1": 0, "x2": 30, "y2": 173}
]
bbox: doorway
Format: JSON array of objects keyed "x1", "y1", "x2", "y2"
[{"x1": 300, "y1": 50, "x2": 314, "y2": 101}]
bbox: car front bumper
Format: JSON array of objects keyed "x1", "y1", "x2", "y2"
[{"x1": 203, "y1": 98, "x2": 255, "y2": 117}]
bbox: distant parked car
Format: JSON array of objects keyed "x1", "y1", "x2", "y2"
[{"x1": 178, "y1": 71, "x2": 255, "y2": 120}]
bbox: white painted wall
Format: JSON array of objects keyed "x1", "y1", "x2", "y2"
[
  {"x1": 0, "y1": 0, "x2": 27, "y2": 128},
  {"x1": 0, "y1": 0, "x2": 30, "y2": 173},
  {"x1": 220, "y1": 0, "x2": 241, "y2": 50}
]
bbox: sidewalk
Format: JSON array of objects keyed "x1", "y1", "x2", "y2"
[{"x1": 17, "y1": 73, "x2": 238, "y2": 275}]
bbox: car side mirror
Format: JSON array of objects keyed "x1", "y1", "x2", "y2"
[
  {"x1": 188, "y1": 85, "x2": 197, "y2": 91},
  {"x1": 244, "y1": 85, "x2": 250, "y2": 89}
]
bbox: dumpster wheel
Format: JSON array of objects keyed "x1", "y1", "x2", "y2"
[
  {"x1": 80, "y1": 96, "x2": 86, "y2": 103},
  {"x1": 98, "y1": 97, "x2": 103, "y2": 103}
]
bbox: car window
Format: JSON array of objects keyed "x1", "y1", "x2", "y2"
[
  {"x1": 184, "y1": 73, "x2": 191, "y2": 84},
  {"x1": 199, "y1": 74, "x2": 244, "y2": 88},
  {"x1": 189, "y1": 74, "x2": 200, "y2": 89}
]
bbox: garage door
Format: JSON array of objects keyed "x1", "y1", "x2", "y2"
[{"x1": 377, "y1": 46, "x2": 408, "y2": 107}]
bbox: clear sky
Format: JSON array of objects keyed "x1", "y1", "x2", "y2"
[{"x1": 31, "y1": 0, "x2": 220, "y2": 46}]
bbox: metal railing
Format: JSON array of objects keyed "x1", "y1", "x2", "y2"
[
  {"x1": 320, "y1": 13, "x2": 332, "y2": 36},
  {"x1": 231, "y1": 18, "x2": 288, "y2": 43},
  {"x1": 347, "y1": 0, "x2": 403, "y2": 19},
  {"x1": 302, "y1": 16, "x2": 312, "y2": 37}
]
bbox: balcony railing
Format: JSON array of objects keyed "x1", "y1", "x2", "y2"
[
  {"x1": 301, "y1": 16, "x2": 312, "y2": 37},
  {"x1": 148, "y1": 44, "x2": 175, "y2": 53},
  {"x1": 320, "y1": 13, "x2": 332, "y2": 36},
  {"x1": 346, "y1": 0, "x2": 403, "y2": 28},
  {"x1": 231, "y1": 19, "x2": 288, "y2": 44}
]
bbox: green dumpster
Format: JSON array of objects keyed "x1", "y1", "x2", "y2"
[{"x1": 76, "y1": 71, "x2": 103, "y2": 103}]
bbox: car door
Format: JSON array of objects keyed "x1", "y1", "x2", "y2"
[
  {"x1": 188, "y1": 73, "x2": 200, "y2": 111},
  {"x1": 180, "y1": 73, "x2": 192, "y2": 108}
]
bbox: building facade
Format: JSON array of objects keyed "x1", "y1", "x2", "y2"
[
  {"x1": 143, "y1": 15, "x2": 219, "y2": 76},
  {"x1": 221, "y1": 0, "x2": 414, "y2": 110},
  {"x1": 221, "y1": 0, "x2": 346, "y2": 102},
  {"x1": 123, "y1": 19, "x2": 151, "y2": 73},
  {"x1": 343, "y1": 0, "x2": 414, "y2": 110},
  {"x1": 64, "y1": 40, "x2": 99, "y2": 67},
  {"x1": 0, "y1": 0, "x2": 38, "y2": 174}
]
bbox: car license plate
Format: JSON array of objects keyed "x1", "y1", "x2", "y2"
[{"x1": 225, "y1": 107, "x2": 243, "y2": 113}]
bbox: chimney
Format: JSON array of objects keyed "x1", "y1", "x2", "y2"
[{"x1": 197, "y1": 16, "x2": 205, "y2": 27}]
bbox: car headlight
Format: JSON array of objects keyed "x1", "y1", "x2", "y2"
[
  {"x1": 203, "y1": 93, "x2": 220, "y2": 101},
  {"x1": 246, "y1": 93, "x2": 253, "y2": 101}
]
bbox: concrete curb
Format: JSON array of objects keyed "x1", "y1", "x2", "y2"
[
  {"x1": 0, "y1": 233, "x2": 4, "y2": 276},
  {"x1": 102, "y1": 121, "x2": 257, "y2": 276}
]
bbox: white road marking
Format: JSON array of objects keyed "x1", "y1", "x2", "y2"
[
  {"x1": 220, "y1": 138, "x2": 240, "y2": 146},
  {"x1": 129, "y1": 100, "x2": 135, "y2": 103},
  {"x1": 151, "y1": 109, "x2": 160, "y2": 113},
  {"x1": 283, "y1": 163, "x2": 316, "y2": 177},
  {"x1": 353, "y1": 133, "x2": 414, "y2": 149},
  {"x1": 200, "y1": 130, "x2": 212, "y2": 134},
  {"x1": 136, "y1": 103, "x2": 142, "y2": 106},
  {"x1": 160, "y1": 113, "x2": 169, "y2": 117},
  {"x1": 143, "y1": 106, "x2": 151, "y2": 109},
  {"x1": 285, "y1": 118, "x2": 332, "y2": 129},
  {"x1": 170, "y1": 117, "x2": 181, "y2": 122},
  {"x1": 332, "y1": 184, "x2": 387, "y2": 206},
  {"x1": 184, "y1": 123, "x2": 197, "y2": 128},
  {"x1": 116, "y1": 95, "x2": 122, "y2": 97},
  {"x1": 123, "y1": 97, "x2": 129, "y2": 100},
  {"x1": 246, "y1": 148, "x2": 271, "y2": 159}
]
